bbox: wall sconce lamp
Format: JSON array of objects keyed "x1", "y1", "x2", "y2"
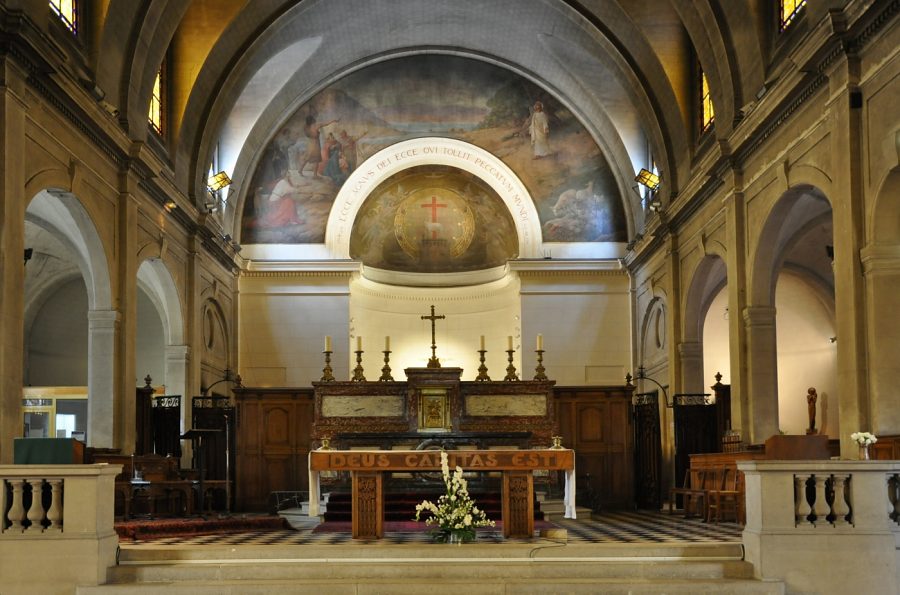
[
  {"x1": 163, "y1": 198, "x2": 177, "y2": 212},
  {"x1": 635, "y1": 168, "x2": 660, "y2": 192},
  {"x1": 200, "y1": 367, "x2": 242, "y2": 396},
  {"x1": 647, "y1": 199, "x2": 662, "y2": 213},
  {"x1": 24, "y1": 248, "x2": 33, "y2": 265},
  {"x1": 207, "y1": 171, "x2": 232, "y2": 193}
]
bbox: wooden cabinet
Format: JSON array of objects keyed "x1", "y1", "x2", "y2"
[
  {"x1": 233, "y1": 388, "x2": 315, "y2": 512},
  {"x1": 553, "y1": 386, "x2": 634, "y2": 509}
]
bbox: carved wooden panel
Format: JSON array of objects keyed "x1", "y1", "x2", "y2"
[
  {"x1": 352, "y1": 472, "x2": 383, "y2": 539},
  {"x1": 502, "y1": 471, "x2": 534, "y2": 538},
  {"x1": 263, "y1": 406, "x2": 291, "y2": 448}
]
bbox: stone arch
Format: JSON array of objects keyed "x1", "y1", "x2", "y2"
[
  {"x1": 24, "y1": 189, "x2": 115, "y2": 448},
  {"x1": 325, "y1": 137, "x2": 543, "y2": 260},
  {"x1": 681, "y1": 254, "x2": 727, "y2": 393},
  {"x1": 137, "y1": 258, "x2": 187, "y2": 400},
  {"x1": 749, "y1": 184, "x2": 832, "y2": 307}
]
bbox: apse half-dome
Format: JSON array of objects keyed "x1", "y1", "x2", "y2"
[{"x1": 349, "y1": 165, "x2": 518, "y2": 274}]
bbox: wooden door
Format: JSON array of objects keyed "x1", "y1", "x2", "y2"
[{"x1": 554, "y1": 387, "x2": 633, "y2": 510}]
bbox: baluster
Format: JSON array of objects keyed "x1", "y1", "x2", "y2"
[
  {"x1": 831, "y1": 474, "x2": 850, "y2": 525},
  {"x1": 888, "y1": 474, "x2": 900, "y2": 524},
  {"x1": 46, "y1": 479, "x2": 63, "y2": 532},
  {"x1": 7, "y1": 479, "x2": 26, "y2": 531},
  {"x1": 811, "y1": 474, "x2": 828, "y2": 525},
  {"x1": 795, "y1": 474, "x2": 812, "y2": 525},
  {"x1": 25, "y1": 478, "x2": 46, "y2": 532},
  {"x1": 0, "y1": 478, "x2": 6, "y2": 533}
]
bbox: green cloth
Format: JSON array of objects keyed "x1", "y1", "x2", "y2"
[{"x1": 13, "y1": 438, "x2": 83, "y2": 464}]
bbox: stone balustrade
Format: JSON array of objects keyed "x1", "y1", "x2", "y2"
[
  {"x1": 740, "y1": 460, "x2": 900, "y2": 594},
  {"x1": 0, "y1": 464, "x2": 121, "y2": 595}
]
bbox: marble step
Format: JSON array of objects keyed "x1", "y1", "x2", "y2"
[
  {"x1": 537, "y1": 498, "x2": 592, "y2": 520},
  {"x1": 80, "y1": 577, "x2": 784, "y2": 594}
]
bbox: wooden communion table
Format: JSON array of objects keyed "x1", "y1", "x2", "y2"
[{"x1": 309, "y1": 448, "x2": 575, "y2": 539}]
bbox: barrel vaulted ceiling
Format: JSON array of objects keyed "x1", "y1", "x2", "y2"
[{"x1": 89, "y1": 0, "x2": 771, "y2": 246}]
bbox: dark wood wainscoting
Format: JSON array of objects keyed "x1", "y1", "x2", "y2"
[
  {"x1": 233, "y1": 387, "x2": 314, "y2": 512},
  {"x1": 553, "y1": 386, "x2": 634, "y2": 510}
]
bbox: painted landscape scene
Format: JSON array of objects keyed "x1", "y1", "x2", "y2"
[{"x1": 241, "y1": 54, "x2": 627, "y2": 245}]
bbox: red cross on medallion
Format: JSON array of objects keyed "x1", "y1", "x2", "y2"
[{"x1": 421, "y1": 195, "x2": 448, "y2": 239}]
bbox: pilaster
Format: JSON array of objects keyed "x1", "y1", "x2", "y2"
[
  {"x1": 861, "y1": 245, "x2": 900, "y2": 434},
  {"x1": 826, "y1": 52, "x2": 868, "y2": 456},
  {"x1": 677, "y1": 341, "x2": 704, "y2": 394},
  {"x1": 0, "y1": 58, "x2": 29, "y2": 463},
  {"x1": 116, "y1": 170, "x2": 139, "y2": 453},
  {"x1": 723, "y1": 171, "x2": 749, "y2": 441}
]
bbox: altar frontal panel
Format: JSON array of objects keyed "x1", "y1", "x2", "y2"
[
  {"x1": 310, "y1": 449, "x2": 574, "y2": 471},
  {"x1": 465, "y1": 394, "x2": 547, "y2": 416},
  {"x1": 320, "y1": 394, "x2": 405, "y2": 417}
]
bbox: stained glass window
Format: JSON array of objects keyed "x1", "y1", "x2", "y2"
[
  {"x1": 49, "y1": 0, "x2": 77, "y2": 34},
  {"x1": 700, "y1": 70, "x2": 715, "y2": 134},
  {"x1": 780, "y1": 0, "x2": 807, "y2": 31},
  {"x1": 148, "y1": 67, "x2": 163, "y2": 135}
]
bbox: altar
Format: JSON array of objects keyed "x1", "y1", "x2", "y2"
[{"x1": 309, "y1": 448, "x2": 575, "y2": 539}]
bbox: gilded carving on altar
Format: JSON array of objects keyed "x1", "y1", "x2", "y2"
[
  {"x1": 321, "y1": 395, "x2": 405, "y2": 418},
  {"x1": 465, "y1": 394, "x2": 547, "y2": 417}
]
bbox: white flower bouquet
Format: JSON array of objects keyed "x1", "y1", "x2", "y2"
[
  {"x1": 414, "y1": 450, "x2": 495, "y2": 543},
  {"x1": 851, "y1": 431, "x2": 877, "y2": 446}
]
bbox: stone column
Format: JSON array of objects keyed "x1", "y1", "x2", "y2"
[
  {"x1": 0, "y1": 58, "x2": 29, "y2": 463},
  {"x1": 743, "y1": 306, "x2": 779, "y2": 443},
  {"x1": 165, "y1": 344, "x2": 189, "y2": 433},
  {"x1": 87, "y1": 309, "x2": 119, "y2": 448},
  {"x1": 826, "y1": 53, "x2": 869, "y2": 455}
]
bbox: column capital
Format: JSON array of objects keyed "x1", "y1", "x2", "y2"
[
  {"x1": 677, "y1": 341, "x2": 703, "y2": 358},
  {"x1": 87, "y1": 309, "x2": 120, "y2": 328},
  {"x1": 743, "y1": 306, "x2": 776, "y2": 327},
  {"x1": 860, "y1": 244, "x2": 900, "y2": 275}
]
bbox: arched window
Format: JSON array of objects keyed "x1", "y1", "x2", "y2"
[
  {"x1": 49, "y1": 0, "x2": 77, "y2": 34},
  {"x1": 700, "y1": 70, "x2": 714, "y2": 135},
  {"x1": 780, "y1": 0, "x2": 807, "y2": 32},
  {"x1": 148, "y1": 65, "x2": 164, "y2": 135}
]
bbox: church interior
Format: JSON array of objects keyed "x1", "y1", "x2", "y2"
[{"x1": 1, "y1": 0, "x2": 899, "y2": 593}]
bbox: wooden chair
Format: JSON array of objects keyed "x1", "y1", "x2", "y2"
[
  {"x1": 707, "y1": 468, "x2": 743, "y2": 523},
  {"x1": 669, "y1": 468, "x2": 707, "y2": 518}
]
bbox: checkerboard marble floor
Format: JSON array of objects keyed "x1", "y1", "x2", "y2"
[{"x1": 123, "y1": 511, "x2": 742, "y2": 546}]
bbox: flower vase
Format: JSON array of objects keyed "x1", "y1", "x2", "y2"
[
  {"x1": 859, "y1": 444, "x2": 871, "y2": 460},
  {"x1": 449, "y1": 532, "x2": 462, "y2": 545}
]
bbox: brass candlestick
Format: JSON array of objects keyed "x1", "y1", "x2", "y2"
[
  {"x1": 504, "y1": 349, "x2": 519, "y2": 381},
  {"x1": 379, "y1": 350, "x2": 394, "y2": 381},
  {"x1": 321, "y1": 350, "x2": 335, "y2": 382},
  {"x1": 534, "y1": 349, "x2": 547, "y2": 381},
  {"x1": 352, "y1": 350, "x2": 366, "y2": 382},
  {"x1": 475, "y1": 349, "x2": 491, "y2": 381}
]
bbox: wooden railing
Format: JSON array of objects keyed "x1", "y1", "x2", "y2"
[
  {"x1": 0, "y1": 464, "x2": 121, "y2": 594},
  {"x1": 740, "y1": 460, "x2": 900, "y2": 594}
]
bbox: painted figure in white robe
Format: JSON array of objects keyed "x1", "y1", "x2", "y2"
[{"x1": 529, "y1": 101, "x2": 551, "y2": 158}]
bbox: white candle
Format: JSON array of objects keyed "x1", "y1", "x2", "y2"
[
  {"x1": 357, "y1": 336, "x2": 362, "y2": 351},
  {"x1": 324, "y1": 335, "x2": 332, "y2": 352},
  {"x1": 536, "y1": 334, "x2": 543, "y2": 350},
  {"x1": 507, "y1": 335, "x2": 513, "y2": 351},
  {"x1": 479, "y1": 335, "x2": 485, "y2": 350},
  {"x1": 385, "y1": 336, "x2": 390, "y2": 351}
]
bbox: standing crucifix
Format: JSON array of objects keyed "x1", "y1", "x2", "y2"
[{"x1": 421, "y1": 304, "x2": 446, "y2": 368}]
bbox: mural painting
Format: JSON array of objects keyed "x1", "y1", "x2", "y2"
[
  {"x1": 349, "y1": 165, "x2": 518, "y2": 273},
  {"x1": 241, "y1": 54, "x2": 626, "y2": 245}
]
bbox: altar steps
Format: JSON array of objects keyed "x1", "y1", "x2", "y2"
[{"x1": 79, "y1": 542, "x2": 784, "y2": 594}]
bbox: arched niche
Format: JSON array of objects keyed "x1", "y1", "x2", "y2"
[
  {"x1": 137, "y1": 258, "x2": 187, "y2": 402},
  {"x1": 24, "y1": 190, "x2": 114, "y2": 448}
]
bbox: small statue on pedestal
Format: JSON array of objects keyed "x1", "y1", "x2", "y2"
[{"x1": 806, "y1": 387, "x2": 818, "y2": 435}]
